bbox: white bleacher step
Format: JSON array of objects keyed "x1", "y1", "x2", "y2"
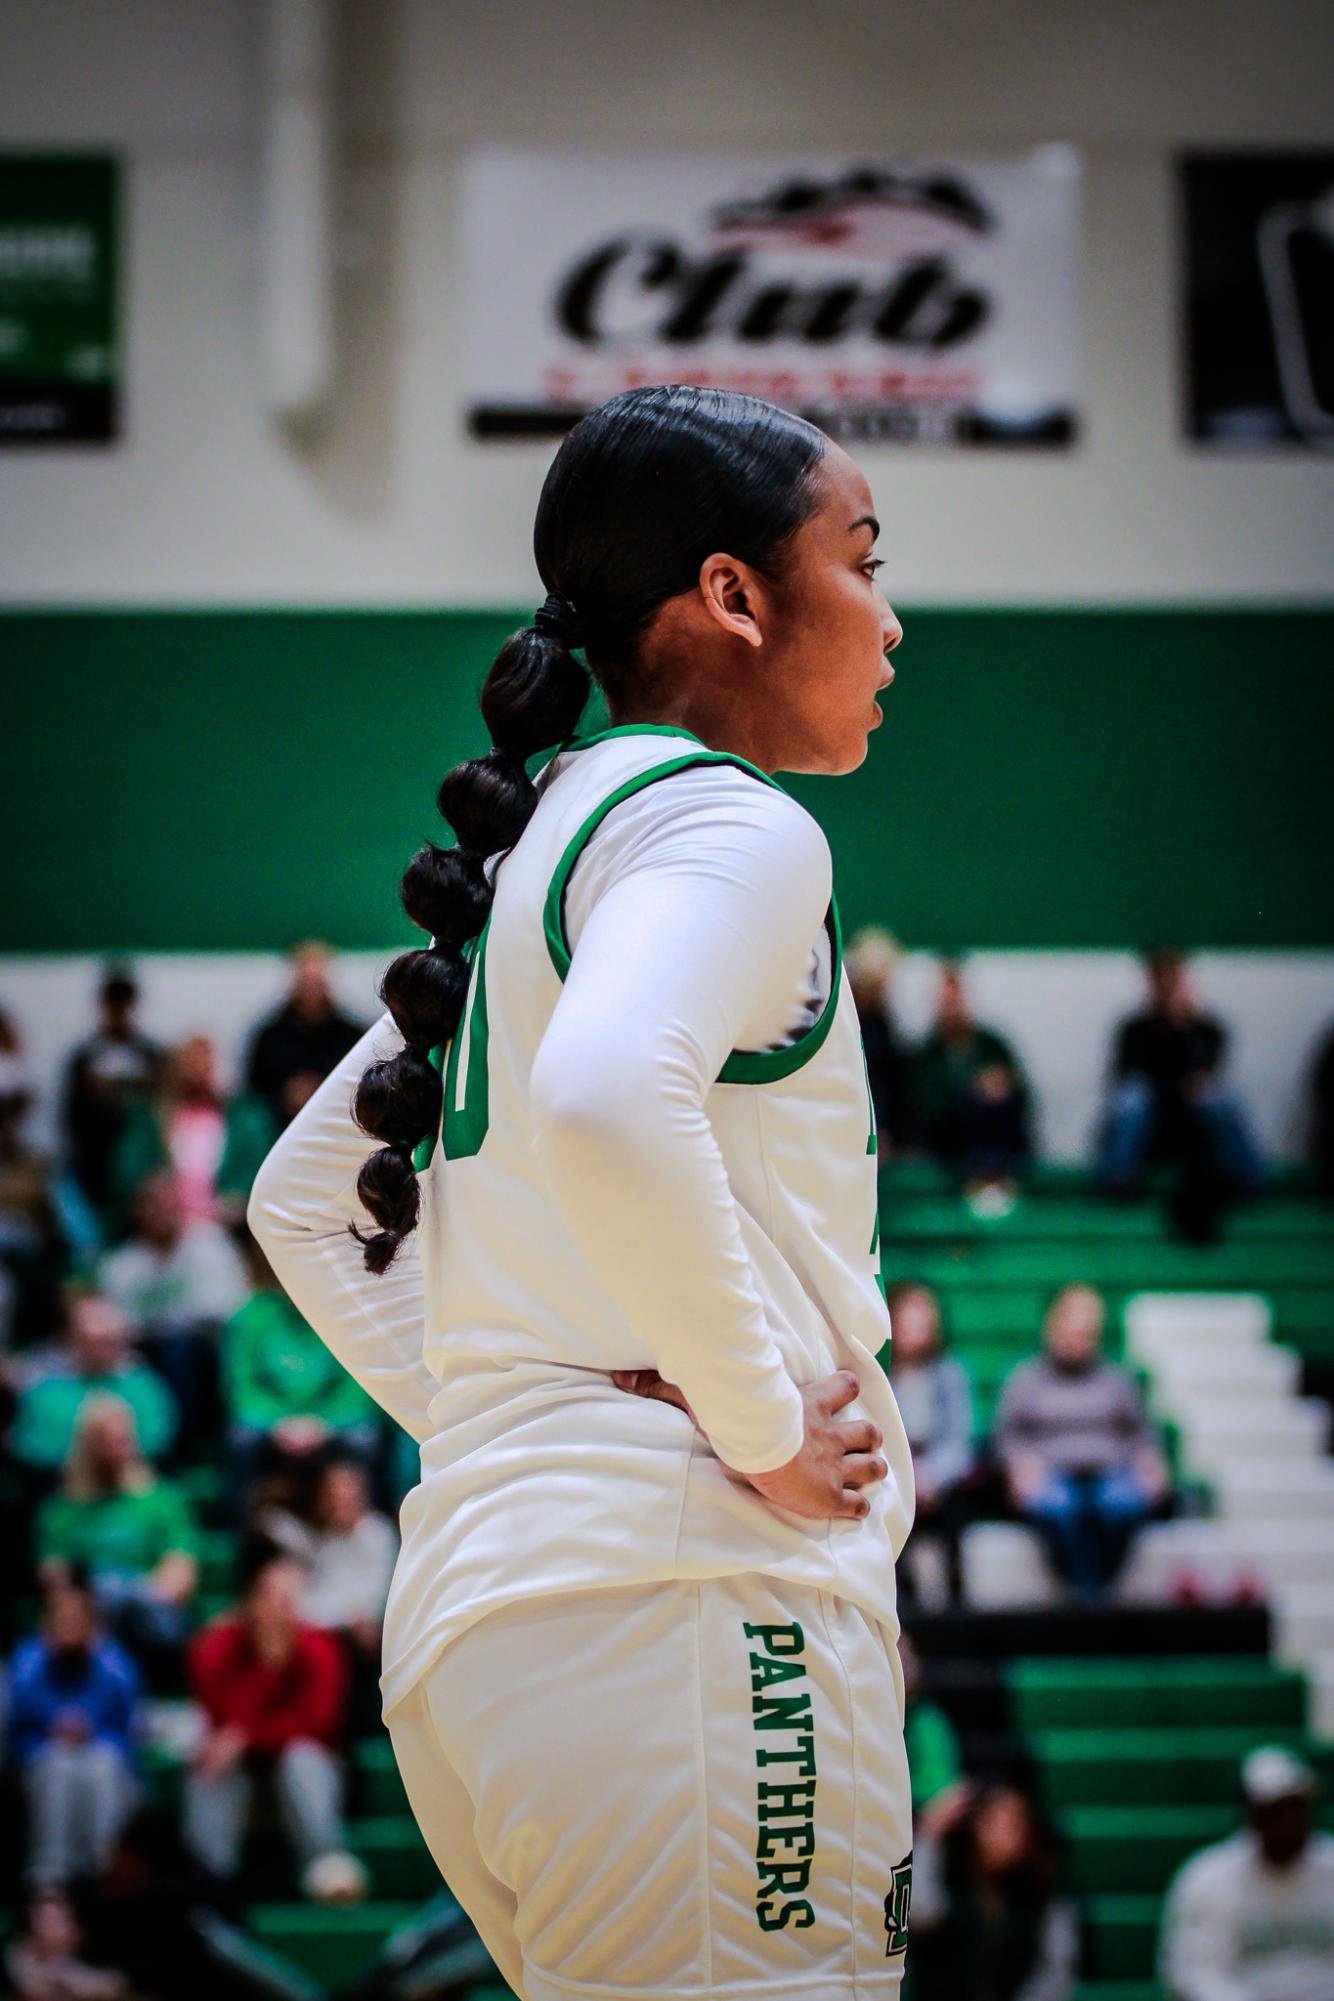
[
  {"x1": 1218, "y1": 1523, "x2": 1333, "y2": 1587},
  {"x1": 1169, "y1": 1384, "x2": 1300, "y2": 1427},
  {"x1": 1125, "y1": 1291, "x2": 1272, "y2": 1362},
  {"x1": 960, "y1": 1518, "x2": 1273, "y2": 1609},
  {"x1": 1150, "y1": 1344, "x2": 1300, "y2": 1397},
  {"x1": 1181, "y1": 1398, "x2": 1331, "y2": 1459},
  {"x1": 1274, "y1": 1584, "x2": 1334, "y2": 1664},
  {"x1": 1212, "y1": 1463, "x2": 1334, "y2": 1519},
  {"x1": 1307, "y1": 1659, "x2": 1334, "y2": 1745},
  {"x1": 1227, "y1": 1520, "x2": 1333, "y2": 1561},
  {"x1": 960, "y1": 1522, "x2": 1059, "y2": 1608}
]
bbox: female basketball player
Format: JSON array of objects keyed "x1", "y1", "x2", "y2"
[{"x1": 247, "y1": 385, "x2": 915, "y2": 2000}]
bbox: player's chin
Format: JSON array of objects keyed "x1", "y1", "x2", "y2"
[
  {"x1": 828, "y1": 729, "x2": 873, "y2": 776},
  {"x1": 828, "y1": 712, "x2": 880, "y2": 772}
]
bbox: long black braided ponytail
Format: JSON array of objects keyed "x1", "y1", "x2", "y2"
[
  {"x1": 350, "y1": 595, "x2": 590, "y2": 1272},
  {"x1": 351, "y1": 384, "x2": 827, "y2": 1271}
]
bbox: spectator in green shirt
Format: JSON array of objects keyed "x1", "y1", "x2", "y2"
[
  {"x1": 38, "y1": 1393, "x2": 199, "y2": 1675},
  {"x1": 900, "y1": 1631, "x2": 970, "y2": 1832},
  {"x1": 12, "y1": 1292, "x2": 177, "y2": 1478},
  {"x1": 223, "y1": 1233, "x2": 379, "y2": 1511}
]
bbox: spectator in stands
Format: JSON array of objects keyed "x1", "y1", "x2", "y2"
[
  {"x1": 1160, "y1": 1744, "x2": 1334, "y2": 2001},
  {"x1": 12, "y1": 1292, "x2": 177, "y2": 1481},
  {"x1": 846, "y1": 927, "x2": 917, "y2": 1157},
  {"x1": 337, "y1": 1892, "x2": 496, "y2": 2001},
  {"x1": 899, "y1": 1631, "x2": 971, "y2": 1840},
  {"x1": 6, "y1": 1885, "x2": 129, "y2": 2001},
  {"x1": 994, "y1": 1284, "x2": 1169, "y2": 1600},
  {"x1": 887, "y1": 1282, "x2": 975, "y2": 1603},
  {"x1": 910, "y1": 1780, "x2": 1080, "y2": 2000},
  {"x1": 183, "y1": 1551, "x2": 369, "y2": 1906},
  {"x1": 244, "y1": 941, "x2": 365, "y2": 1132},
  {"x1": 1097, "y1": 947, "x2": 1264, "y2": 1238},
  {"x1": 82, "y1": 1807, "x2": 322, "y2": 2001},
  {"x1": 223, "y1": 1232, "x2": 379, "y2": 1510},
  {"x1": 36, "y1": 1395, "x2": 199, "y2": 1669},
  {"x1": 6, "y1": 1570, "x2": 140, "y2": 1886},
  {"x1": 1311, "y1": 1021, "x2": 1334, "y2": 1198},
  {"x1": 60, "y1": 966, "x2": 163, "y2": 1221},
  {"x1": 911, "y1": 961, "x2": 1032, "y2": 1215},
  {"x1": 97, "y1": 1170, "x2": 247, "y2": 1443},
  {"x1": 111, "y1": 1034, "x2": 274, "y2": 1232},
  {"x1": 260, "y1": 1451, "x2": 397, "y2": 1736},
  {"x1": 0, "y1": 1009, "x2": 76, "y2": 1346}
]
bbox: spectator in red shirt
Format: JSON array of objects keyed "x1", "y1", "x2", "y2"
[{"x1": 181, "y1": 1551, "x2": 368, "y2": 1905}]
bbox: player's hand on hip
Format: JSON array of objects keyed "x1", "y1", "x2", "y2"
[
  {"x1": 743, "y1": 1368, "x2": 886, "y2": 1521},
  {"x1": 610, "y1": 1367, "x2": 698, "y2": 1426}
]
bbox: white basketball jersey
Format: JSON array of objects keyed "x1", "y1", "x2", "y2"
[{"x1": 381, "y1": 721, "x2": 914, "y2": 1717}]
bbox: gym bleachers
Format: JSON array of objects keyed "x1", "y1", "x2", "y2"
[
  {"x1": 82, "y1": 1167, "x2": 1332, "y2": 1996},
  {"x1": 883, "y1": 1164, "x2": 1334, "y2": 1998}
]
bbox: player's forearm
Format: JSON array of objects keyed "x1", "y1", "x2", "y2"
[
  {"x1": 531, "y1": 1033, "x2": 805, "y2": 1475},
  {"x1": 246, "y1": 1011, "x2": 438, "y2": 1444}
]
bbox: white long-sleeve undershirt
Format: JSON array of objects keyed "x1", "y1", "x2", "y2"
[
  {"x1": 529, "y1": 765, "x2": 831, "y2": 1474},
  {"x1": 247, "y1": 1007, "x2": 437, "y2": 1443},
  {"x1": 248, "y1": 757, "x2": 833, "y2": 1475}
]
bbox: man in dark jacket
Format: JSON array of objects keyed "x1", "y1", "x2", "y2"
[
  {"x1": 1097, "y1": 949, "x2": 1263, "y2": 1230},
  {"x1": 244, "y1": 942, "x2": 365, "y2": 1131},
  {"x1": 60, "y1": 968, "x2": 163, "y2": 1212}
]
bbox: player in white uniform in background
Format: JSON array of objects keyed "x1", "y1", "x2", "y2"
[{"x1": 248, "y1": 385, "x2": 913, "y2": 2000}]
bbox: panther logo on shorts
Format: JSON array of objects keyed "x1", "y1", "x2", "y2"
[{"x1": 884, "y1": 1850, "x2": 913, "y2": 1957}]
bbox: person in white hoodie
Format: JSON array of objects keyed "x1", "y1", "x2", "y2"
[
  {"x1": 248, "y1": 385, "x2": 913, "y2": 2001},
  {"x1": 1160, "y1": 1745, "x2": 1334, "y2": 2001}
]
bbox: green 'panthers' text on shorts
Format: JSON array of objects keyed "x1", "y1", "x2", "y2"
[{"x1": 745, "y1": 1618, "x2": 818, "y2": 1932}]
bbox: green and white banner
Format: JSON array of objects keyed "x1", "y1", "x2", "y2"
[{"x1": 0, "y1": 152, "x2": 120, "y2": 444}]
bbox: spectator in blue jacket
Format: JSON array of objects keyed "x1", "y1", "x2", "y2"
[{"x1": 6, "y1": 1569, "x2": 141, "y2": 1885}]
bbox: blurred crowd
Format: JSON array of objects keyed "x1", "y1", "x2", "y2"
[
  {"x1": 851, "y1": 932, "x2": 1334, "y2": 1241},
  {"x1": 889, "y1": 1277, "x2": 1175, "y2": 1608},
  {"x1": 901, "y1": 1636, "x2": 1334, "y2": 2001},
  {"x1": 0, "y1": 949, "x2": 500, "y2": 1997},
  {"x1": 0, "y1": 938, "x2": 1329, "y2": 1999}
]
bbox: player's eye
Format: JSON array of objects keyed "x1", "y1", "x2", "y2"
[{"x1": 862, "y1": 558, "x2": 885, "y2": 578}]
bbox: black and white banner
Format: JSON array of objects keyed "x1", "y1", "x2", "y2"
[
  {"x1": 1181, "y1": 152, "x2": 1334, "y2": 448},
  {"x1": 462, "y1": 148, "x2": 1083, "y2": 447}
]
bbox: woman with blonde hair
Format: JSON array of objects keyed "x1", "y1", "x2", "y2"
[{"x1": 36, "y1": 1393, "x2": 199, "y2": 1667}]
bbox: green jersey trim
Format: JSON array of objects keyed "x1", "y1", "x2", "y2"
[
  {"x1": 542, "y1": 746, "x2": 842, "y2": 1087},
  {"x1": 558, "y1": 721, "x2": 708, "y2": 753},
  {"x1": 412, "y1": 911, "x2": 493, "y2": 1172}
]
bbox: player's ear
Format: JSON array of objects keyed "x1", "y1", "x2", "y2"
[{"x1": 698, "y1": 553, "x2": 764, "y2": 650}]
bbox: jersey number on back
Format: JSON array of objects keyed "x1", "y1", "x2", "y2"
[{"x1": 438, "y1": 915, "x2": 492, "y2": 1162}]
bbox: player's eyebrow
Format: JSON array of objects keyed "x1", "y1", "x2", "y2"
[{"x1": 849, "y1": 514, "x2": 880, "y2": 539}]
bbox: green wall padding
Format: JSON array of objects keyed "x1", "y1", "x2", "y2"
[{"x1": 2, "y1": 606, "x2": 1329, "y2": 952}]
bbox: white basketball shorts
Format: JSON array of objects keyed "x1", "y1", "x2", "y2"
[{"x1": 385, "y1": 1571, "x2": 914, "y2": 2000}]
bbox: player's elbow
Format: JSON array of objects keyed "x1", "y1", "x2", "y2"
[
  {"x1": 530, "y1": 1040, "x2": 661, "y2": 1183},
  {"x1": 245, "y1": 1150, "x2": 293, "y2": 1259}
]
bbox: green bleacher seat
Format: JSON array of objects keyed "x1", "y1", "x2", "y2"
[
  {"x1": 355, "y1": 1735, "x2": 409, "y2": 1814},
  {"x1": 1035, "y1": 1728, "x2": 1334, "y2": 1810},
  {"x1": 1084, "y1": 1892, "x2": 1161, "y2": 1980},
  {"x1": 1072, "y1": 1986, "x2": 1159, "y2": 2001},
  {"x1": 351, "y1": 1814, "x2": 439, "y2": 1900},
  {"x1": 197, "y1": 1526, "x2": 238, "y2": 1596},
  {"x1": 246, "y1": 1902, "x2": 420, "y2": 1990},
  {"x1": 888, "y1": 1241, "x2": 1334, "y2": 1290},
  {"x1": 1063, "y1": 1805, "x2": 1235, "y2": 1893},
  {"x1": 1007, "y1": 1658, "x2": 1307, "y2": 1733}
]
